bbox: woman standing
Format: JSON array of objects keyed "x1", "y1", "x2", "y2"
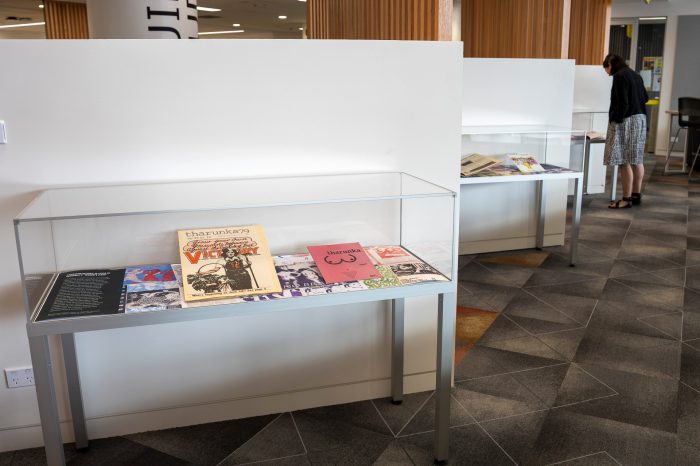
[{"x1": 603, "y1": 53, "x2": 649, "y2": 209}]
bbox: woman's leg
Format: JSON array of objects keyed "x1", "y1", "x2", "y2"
[
  {"x1": 632, "y1": 163, "x2": 644, "y2": 193},
  {"x1": 620, "y1": 164, "x2": 633, "y2": 198}
]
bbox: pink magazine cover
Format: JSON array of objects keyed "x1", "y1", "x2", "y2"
[{"x1": 307, "y1": 242, "x2": 381, "y2": 283}]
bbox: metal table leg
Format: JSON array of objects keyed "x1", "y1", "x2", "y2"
[
  {"x1": 61, "y1": 333, "x2": 88, "y2": 449},
  {"x1": 28, "y1": 335, "x2": 65, "y2": 466},
  {"x1": 583, "y1": 140, "x2": 591, "y2": 195},
  {"x1": 391, "y1": 298, "x2": 404, "y2": 404},
  {"x1": 535, "y1": 180, "x2": 546, "y2": 249},
  {"x1": 434, "y1": 292, "x2": 456, "y2": 465},
  {"x1": 570, "y1": 176, "x2": 583, "y2": 266},
  {"x1": 611, "y1": 165, "x2": 618, "y2": 201}
]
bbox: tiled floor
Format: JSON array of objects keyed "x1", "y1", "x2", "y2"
[{"x1": 3, "y1": 157, "x2": 700, "y2": 465}]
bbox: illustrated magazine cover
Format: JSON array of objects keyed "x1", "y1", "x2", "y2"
[{"x1": 177, "y1": 225, "x2": 281, "y2": 302}]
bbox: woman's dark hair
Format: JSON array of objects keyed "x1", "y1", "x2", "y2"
[{"x1": 603, "y1": 54, "x2": 627, "y2": 74}]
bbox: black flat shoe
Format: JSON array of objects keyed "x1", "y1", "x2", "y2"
[
  {"x1": 631, "y1": 193, "x2": 642, "y2": 205},
  {"x1": 609, "y1": 197, "x2": 633, "y2": 209}
]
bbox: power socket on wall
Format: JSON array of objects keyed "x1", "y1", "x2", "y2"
[{"x1": 5, "y1": 367, "x2": 35, "y2": 388}]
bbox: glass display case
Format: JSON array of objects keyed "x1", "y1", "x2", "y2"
[
  {"x1": 14, "y1": 172, "x2": 458, "y2": 466},
  {"x1": 459, "y1": 126, "x2": 585, "y2": 264},
  {"x1": 573, "y1": 110, "x2": 609, "y2": 195}
]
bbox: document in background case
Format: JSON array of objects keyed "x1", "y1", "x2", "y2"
[
  {"x1": 460, "y1": 153, "x2": 503, "y2": 177},
  {"x1": 307, "y1": 242, "x2": 381, "y2": 283},
  {"x1": 509, "y1": 154, "x2": 545, "y2": 173},
  {"x1": 177, "y1": 224, "x2": 281, "y2": 302},
  {"x1": 36, "y1": 269, "x2": 126, "y2": 321}
]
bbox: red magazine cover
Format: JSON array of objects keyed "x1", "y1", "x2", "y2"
[{"x1": 307, "y1": 242, "x2": 381, "y2": 283}]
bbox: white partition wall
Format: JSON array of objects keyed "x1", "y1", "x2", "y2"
[
  {"x1": 460, "y1": 58, "x2": 576, "y2": 253},
  {"x1": 573, "y1": 65, "x2": 612, "y2": 194},
  {"x1": 0, "y1": 39, "x2": 462, "y2": 450}
]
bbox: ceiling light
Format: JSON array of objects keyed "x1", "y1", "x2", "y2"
[
  {"x1": 198, "y1": 30, "x2": 245, "y2": 35},
  {"x1": 298, "y1": 27, "x2": 304, "y2": 31},
  {"x1": 197, "y1": 6, "x2": 222, "y2": 12},
  {"x1": 0, "y1": 21, "x2": 45, "y2": 29},
  {"x1": 38, "y1": 4, "x2": 44, "y2": 8},
  {"x1": 639, "y1": 16, "x2": 667, "y2": 21},
  {"x1": 233, "y1": 23, "x2": 240, "y2": 27},
  {"x1": 298, "y1": 0, "x2": 307, "y2": 2},
  {"x1": 278, "y1": 15, "x2": 287, "y2": 19}
]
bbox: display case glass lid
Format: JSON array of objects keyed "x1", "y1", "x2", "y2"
[
  {"x1": 15, "y1": 172, "x2": 455, "y2": 222},
  {"x1": 461, "y1": 124, "x2": 580, "y2": 134}
]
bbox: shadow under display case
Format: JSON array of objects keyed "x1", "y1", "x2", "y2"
[
  {"x1": 14, "y1": 172, "x2": 457, "y2": 466},
  {"x1": 459, "y1": 126, "x2": 585, "y2": 263}
]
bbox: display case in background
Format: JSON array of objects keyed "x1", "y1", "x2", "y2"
[
  {"x1": 459, "y1": 126, "x2": 585, "y2": 262},
  {"x1": 14, "y1": 172, "x2": 458, "y2": 465}
]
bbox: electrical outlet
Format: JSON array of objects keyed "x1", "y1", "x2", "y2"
[{"x1": 5, "y1": 367, "x2": 35, "y2": 388}]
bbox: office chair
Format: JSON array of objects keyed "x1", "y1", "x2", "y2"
[{"x1": 665, "y1": 97, "x2": 700, "y2": 174}]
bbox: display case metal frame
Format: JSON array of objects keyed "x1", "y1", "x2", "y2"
[{"x1": 14, "y1": 172, "x2": 458, "y2": 466}]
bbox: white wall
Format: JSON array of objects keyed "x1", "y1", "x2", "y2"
[
  {"x1": 0, "y1": 39, "x2": 463, "y2": 451},
  {"x1": 573, "y1": 65, "x2": 612, "y2": 194},
  {"x1": 612, "y1": 0, "x2": 700, "y2": 154},
  {"x1": 459, "y1": 58, "x2": 575, "y2": 253}
]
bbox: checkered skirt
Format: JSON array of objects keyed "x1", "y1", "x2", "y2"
[{"x1": 604, "y1": 114, "x2": 647, "y2": 165}]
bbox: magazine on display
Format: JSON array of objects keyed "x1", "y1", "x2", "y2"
[
  {"x1": 509, "y1": 154, "x2": 545, "y2": 174},
  {"x1": 366, "y1": 245, "x2": 449, "y2": 285},
  {"x1": 307, "y1": 242, "x2": 381, "y2": 283},
  {"x1": 177, "y1": 224, "x2": 281, "y2": 302},
  {"x1": 123, "y1": 264, "x2": 182, "y2": 313},
  {"x1": 460, "y1": 153, "x2": 503, "y2": 177},
  {"x1": 36, "y1": 269, "x2": 126, "y2": 321}
]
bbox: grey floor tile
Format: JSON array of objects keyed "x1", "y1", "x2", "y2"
[
  {"x1": 681, "y1": 344, "x2": 700, "y2": 391},
  {"x1": 461, "y1": 261, "x2": 535, "y2": 287},
  {"x1": 573, "y1": 328, "x2": 682, "y2": 380},
  {"x1": 617, "y1": 240, "x2": 687, "y2": 265},
  {"x1": 612, "y1": 254, "x2": 681, "y2": 273},
  {"x1": 687, "y1": 266, "x2": 700, "y2": 292},
  {"x1": 292, "y1": 401, "x2": 393, "y2": 453},
  {"x1": 546, "y1": 451, "x2": 621, "y2": 465},
  {"x1": 684, "y1": 287, "x2": 700, "y2": 311},
  {"x1": 536, "y1": 329, "x2": 587, "y2": 362},
  {"x1": 125, "y1": 415, "x2": 278, "y2": 465},
  {"x1": 478, "y1": 314, "x2": 532, "y2": 344},
  {"x1": 525, "y1": 279, "x2": 608, "y2": 300},
  {"x1": 629, "y1": 220, "x2": 687, "y2": 237},
  {"x1": 650, "y1": 267, "x2": 687, "y2": 287},
  {"x1": 524, "y1": 269, "x2": 608, "y2": 288},
  {"x1": 524, "y1": 408, "x2": 677, "y2": 466},
  {"x1": 247, "y1": 455, "x2": 311, "y2": 466},
  {"x1": 538, "y1": 255, "x2": 615, "y2": 279},
  {"x1": 453, "y1": 373, "x2": 547, "y2": 421},
  {"x1": 631, "y1": 209, "x2": 689, "y2": 225},
  {"x1": 689, "y1": 236, "x2": 700, "y2": 250},
  {"x1": 458, "y1": 254, "x2": 476, "y2": 271},
  {"x1": 562, "y1": 363, "x2": 678, "y2": 434},
  {"x1": 457, "y1": 280, "x2": 520, "y2": 312},
  {"x1": 454, "y1": 345, "x2": 513, "y2": 381},
  {"x1": 687, "y1": 339, "x2": 700, "y2": 351},
  {"x1": 612, "y1": 271, "x2": 683, "y2": 295},
  {"x1": 522, "y1": 290, "x2": 597, "y2": 326},
  {"x1": 305, "y1": 436, "x2": 394, "y2": 465},
  {"x1": 399, "y1": 424, "x2": 515, "y2": 466},
  {"x1": 514, "y1": 364, "x2": 616, "y2": 409},
  {"x1": 687, "y1": 250, "x2": 700, "y2": 266},
  {"x1": 678, "y1": 383, "x2": 700, "y2": 451},
  {"x1": 684, "y1": 312, "x2": 700, "y2": 341},
  {"x1": 502, "y1": 292, "x2": 582, "y2": 335},
  {"x1": 677, "y1": 441, "x2": 700, "y2": 466},
  {"x1": 67, "y1": 437, "x2": 189, "y2": 466},
  {"x1": 398, "y1": 394, "x2": 474, "y2": 436},
  {"x1": 480, "y1": 410, "x2": 549, "y2": 465},
  {"x1": 588, "y1": 299, "x2": 681, "y2": 341},
  {"x1": 371, "y1": 391, "x2": 433, "y2": 436},
  {"x1": 638, "y1": 312, "x2": 683, "y2": 340},
  {"x1": 220, "y1": 414, "x2": 305, "y2": 465},
  {"x1": 477, "y1": 336, "x2": 568, "y2": 373},
  {"x1": 371, "y1": 441, "x2": 414, "y2": 465}
]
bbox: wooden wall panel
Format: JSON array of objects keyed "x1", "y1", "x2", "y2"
[
  {"x1": 44, "y1": 0, "x2": 88, "y2": 39},
  {"x1": 307, "y1": 0, "x2": 452, "y2": 41},
  {"x1": 568, "y1": 0, "x2": 612, "y2": 65},
  {"x1": 461, "y1": 0, "x2": 569, "y2": 59}
]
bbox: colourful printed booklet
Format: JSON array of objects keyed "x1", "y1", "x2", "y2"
[{"x1": 307, "y1": 242, "x2": 381, "y2": 283}]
